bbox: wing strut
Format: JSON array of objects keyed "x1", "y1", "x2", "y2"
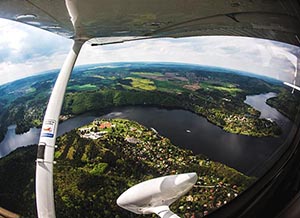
[{"x1": 35, "y1": 40, "x2": 83, "y2": 218}]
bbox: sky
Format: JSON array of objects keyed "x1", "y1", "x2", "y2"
[{"x1": 0, "y1": 18, "x2": 299, "y2": 85}]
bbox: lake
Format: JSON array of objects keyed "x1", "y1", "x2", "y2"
[{"x1": 0, "y1": 93, "x2": 293, "y2": 175}]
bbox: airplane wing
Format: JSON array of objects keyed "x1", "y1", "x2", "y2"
[
  {"x1": 0, "y1": 0, "x2": 299, "y2": 46},
  {"x1": 1, "y1": 1, "x2": 300, "y2": 218}
]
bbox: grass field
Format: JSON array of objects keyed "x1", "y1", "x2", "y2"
[
  {"x1": 130, "y1": 72, "x2": 163, "y2": 77},
  {"x1": 126, "y1": 77, "x2": 156, "y2": 91},
  {"x1": 200, "y1": 82, "x2": 242, "y2": 95},
  {"x1": 155, "y1": 80, "x2": 185, "y2": 93},
  {"x1": 67, "y1": 84, "x2": 98, "y2": 91}
]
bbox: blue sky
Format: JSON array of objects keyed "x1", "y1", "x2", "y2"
[{"x1": 0, "y1": 18, "x2": 299, "y2": 85}]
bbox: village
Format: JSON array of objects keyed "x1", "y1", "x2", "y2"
[{"x1": 76, "y1": 118, "x2": 250, "y2": 217}]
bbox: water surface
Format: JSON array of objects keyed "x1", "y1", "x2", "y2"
[{"x1": 0, "y1": 93, "x2": 293, "y2": 175}]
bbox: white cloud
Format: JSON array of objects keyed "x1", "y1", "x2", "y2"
[
  {"x1": 77, "y1": 36, "x2": 300, "y2": 83},
  {"x1": 0, "y1": 18, "x2": 72, "y2": 85},
  {"x1": 0, "y1": 51, "x2": 70, "y2": 84},
  {"x1": 0, "y1": 17, "x2": 299, "y2": 85},
  {"x1": 0, "y1": 25, "x2": 27, "y2": 53}
]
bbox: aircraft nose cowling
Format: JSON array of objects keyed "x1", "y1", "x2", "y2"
[{"x1": 117, "y1": 172, "x2": 197, "y2": 214}]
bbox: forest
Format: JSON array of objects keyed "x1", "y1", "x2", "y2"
[
  {"x1": 0, "y1": 62, "x2": 299, "y2": 218},
  {"x1": 0, "y1": 62, "x2": 292, "y2": 141},
  {"x1": 0, "y1": 119, "x2": 254, "y2": 218}
]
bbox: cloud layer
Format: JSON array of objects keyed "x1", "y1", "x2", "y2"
[
  {"x1": 77, "y1": 36, "x2": 300, "y2": 83},
  {"x1": 0, "y1": 18, "x2": 72, "y2": 84},
  {"x1": 0, "y1": 18, "x2": 299, "y2": 85}
]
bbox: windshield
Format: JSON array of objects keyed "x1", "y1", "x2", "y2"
[{"x1": 0, "y1": 18, "x2": 299, "y2": 218}]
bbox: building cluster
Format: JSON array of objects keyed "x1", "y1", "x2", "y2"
[
  {"x1": 78, "y1": 120, "x2": 115, "y2": 139},
  {"x1": 76, "y1": 118, "x2": 243, "y2": 218}
]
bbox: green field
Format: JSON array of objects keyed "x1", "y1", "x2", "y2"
[
  {"x1": 200, "y1": 82, "x2": 242, "y2": 95},
  {"x1": 130, "y1": 71, "x2": 163, "y2": 76},
  {"x1": 155, "y1": 80, "x2": 185, "y2": 93},
  {"x1": 67, "y1": 84, "x2": 98, "y2": 91},
  {"x1": 0, "y1": 62, "x2": 298, "y2": 218},
  {"x1": 126, "y1": 77, "x2": 156, "y2": 91},
  {"x1": 0, "y1": 62, "x2": 291, "y2": 142}
]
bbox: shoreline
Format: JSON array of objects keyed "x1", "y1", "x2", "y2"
[
  {"x1": 0, "y1": 104, "x2": 291, "y2": 175},
  {"x1": 4, "y1": 98, "x2": 282, "y2": 140}
]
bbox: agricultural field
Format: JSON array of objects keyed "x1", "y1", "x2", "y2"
[{"x1": 0, "y1": 62, "x2": 291, "y2": 141}]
